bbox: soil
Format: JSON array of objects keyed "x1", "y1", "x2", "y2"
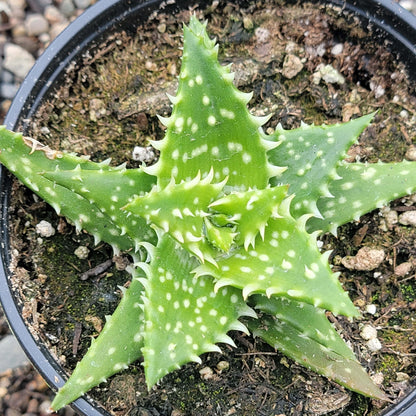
[{"x1": 5, "y1": 0, "x2": 416, "y2": 415}]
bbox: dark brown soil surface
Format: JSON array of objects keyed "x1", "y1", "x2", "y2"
[{"x1": 5, "y1": 1, "x2": 416, "y2": 415}]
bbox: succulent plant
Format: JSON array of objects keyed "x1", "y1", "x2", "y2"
[{"x1": 2, "y1": 16, "x2": 416, "y2": 410}]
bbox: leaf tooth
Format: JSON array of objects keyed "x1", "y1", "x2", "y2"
[
  {"x1": 250, "y1": 113, "x2": 272, "y2": 127},
  {"x1": 238, "y1": 303, "x2": 257, "y2": 319},
  {"x1": 306, "y1": 200, "x2": 324, "y2": 220},
  {"x1": 73, "y1": 219, "x2": 82, "y2": 232},
  {"x1": 278, "y1": 194, "x2": 295, "y2": 218},
  {"x1": 183, "y1": 170, "x2": 201, "y2": 188},
  {"x1": 166, "y1": 92, "x2": 181, "y2": 105},
  {"x1": 227, "y1": 320, "x2": 250, "y2": 335},
  {"x1": 135, "y1": 262, "x2": 152, "y2": 278},
  {"x1": 275, "y1": 122, "x2": 284, "y2": 132},
  {"x1": 327, "y1": 222, "x2": 339, "y2": 237},
  {"x1": 117, "y1": 285, "x2": 127, "y2": 296},
  {"x1": 259, "y1": 223, "x2": 266, "y2": 241},
  {"x1": 136, "y1": 242, "x2": 156, "y2": 259},
  {"x1": 114, "y1": 162, "x2": 127, "y2": 171},
  {"x1": 242, "y1": 283, "x2": 259, "y2": 300},
  {"x1": 93, "y1": 233, "x2": 101, "y2": 246},
  {"x1": 203, "y1": 252, "x2": 218, "y2": 267},
  {"x1": 148, "y1": 139, "x2": 165, "y2": 151},
  {"x1": 189, "y1": 354, "x2": 203, "y2": 364},
  {"x1": 200, "y1": 167, "x2": 213, "y2": 185},
  {"x1": 160, "y1": 221, "x2": 169, "y2": 232},
  {"x1": 297, "y1": 213, "x2": 315, "y2": 231},
  {"x1": 265, "y1": 287, "x2": 279, "y2": 298},
  {"x1": 141, "y1": 161, "x2": 160, "y2": 177},
  {"x1": 97, "y1": 157, "x2": 112, "y2": 167},
  {"x1": 214, "y1": 278, "x2": 235, "y2": 293},
  {"x1": 185, "y1": 232, "x2": 203, "y2": 242},
  {"x1": 234, "y1": 90, "x2": 253, "y2": 105},
  {"x1": 267, "y1": 163, "x2": 287, "y2": 179},
  {"x1": 215, "y1": 333, "x2": 236, "y2": 348},
  {"x1": 243, "y1": 232, "x2": 256, "y2": 251},
  {"x1": 261, "y1": 137, "x2": 280, "y2": 151},
  {"x1": 319, "y1": 183, "x2": 334, "y2": 199},
  {"x1": 320, "y1": 250, "x2": 333, "y2": 264},
  {"x1": 50, "y1": 202, "x2": 61, "y2": 215},
  {"x1": 329, "y1": 167, "x2": 342, "y2": 181},
  {"x1": 192, "y1": 264, "x2": 216, "y2": 279},
  {"x1": 156, "y1": 114, "x2": 173, "y2": 128},
  {"x1": 188, "y1": 244, "x2": 205, "y2": 263},
  {"x1": 202, "y1": 343, "x2": 222, "y2": 353},
  {"x1": 222, "y1": 71, "x2": 235, "y2": 82},
  {"x1": 111, "y1": 244, "x2": 120, "y2": 256},
  {"x1": 172, "y1": 230, "x2": 185, "y2": 243}
]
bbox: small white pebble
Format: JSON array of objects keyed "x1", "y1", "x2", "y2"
[
  {"x1": 396, "y1": 372, "x2": 410, "y2": 382},
  {"x1": 216, "y1": 361, "x2": 230, "y2": 372},
  {"x1": 405, "y1": 145, "x2": 416, "y2": 161},
  {"x1": 74, "y1": 245, "x2": 89, "y2": 260},
  {"x1": 400, "y1": 110, "x2": 409, "y2": 119},
  {"x1": 365, "y1": 304, "x2": 377, "y2": 315},
  {"x1": 371, "y1": 372, "x2": 384, "y2": 386},
  {"x1": 360, "y1": 324, "x2": 377, "y2": 340},
  {"x1": 366, "y1": 337, "x2": 382, "y2": 352},
  {"x1": 369, "y1": 81, "x2": 385, "y2": 99},
  {"x1": 132, "y1": 146, "x2": 156, "y2": 163},
  {"x1": 399, "y1": 211, "x2": 416, "y2": 227},
  {"x1": 331, "y1": 43, "x2": 343, "y2": 55},
  {"x1": 199, "y1": 366, "x2": 214, "y2": 380},
  {"x1": 36, "y1": 220, "x2": 55, "y2": 237},
  {"x1": 255, "y1": 27, "x2": 270, "y2": 43}
]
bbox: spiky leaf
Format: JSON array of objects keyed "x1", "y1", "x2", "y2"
[
  {"x1": 43, "y1": 165, "x2": 156, "y2": 250},
  {"x1": 125, "y1": 170, "x2": 224, "y2": 263},
  {"x1": 248, "y1": 311, "x2": 387, "y2": 400},
  {"x1": 209, "y1": 185, "x2": 288, "y2": 249},
  {"x1": 268, "y1": 114, "x2": 374, "y2": 219},
  {"x1": 308, "y1": 161, "x2": 416, "y2": 234},
  {"x1": 0, "y1": 128, "x2": 155, "y2": 252},
  {"x1": 139, "y1": 233, "x2": 254, "y2": 388},
  {"x1": 194, "y1": 206, "x2": 358, "y2": 317},
  {"x1": 146, "y1": 18, "x2": 283, "y2": 190}
]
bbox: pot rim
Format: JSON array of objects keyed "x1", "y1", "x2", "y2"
[{"x1": 1, "y1": 1, "x2": 416, "y2": 415}]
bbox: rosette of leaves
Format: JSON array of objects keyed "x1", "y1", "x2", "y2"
[{"x1": 1, "y1": 16, "x2": 416, "y2": 410}]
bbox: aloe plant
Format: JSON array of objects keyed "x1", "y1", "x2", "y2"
[{"x1": 1, "y1": 16, "x2": 416, "y2": 410}]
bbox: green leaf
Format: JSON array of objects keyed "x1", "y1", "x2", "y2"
[
  {"x1": 43, "y1": 165, "x2": 157, "y2": 250},
  {"x1": 145, "y1": 17, "x2": 283, "y2": 191},
  {"x1": 139, "y1": 233, "x2": 254, "y2": 388},
  {"x1": 248, "y1": 310, "x2": 387, "y2": 400},
  {"x1": 268, "y1": 114, "x2": 374, "y2": 218},
  {"x1": 251, "y1": 295, "x2": 356, "y2": 359},
  {"x1": 0, "y1": 127, "x2": 155, "y2": 252},
  {"x1": 125, "y1": 171, "x2": 224, "y2": 263},
  {"x1": 51, "y1": 269, "x2": 146, "y2": 410},
  {"x1": 209, "y1": 185, "x2": 288, "y2": 249},
  {"x1": 194, "y1": 206, "x2": 358, "y2": 317},
  {"x1": 308, "y1": 160, "x2": 416, "y2": 234}
]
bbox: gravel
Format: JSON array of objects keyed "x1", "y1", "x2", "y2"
[{"x1": 0, "y1": 0, "x2": 96, "y2": 120}]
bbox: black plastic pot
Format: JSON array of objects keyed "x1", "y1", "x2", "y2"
[{"x1": 0, "y1": 0, "x2": 416, "y2": 415}]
